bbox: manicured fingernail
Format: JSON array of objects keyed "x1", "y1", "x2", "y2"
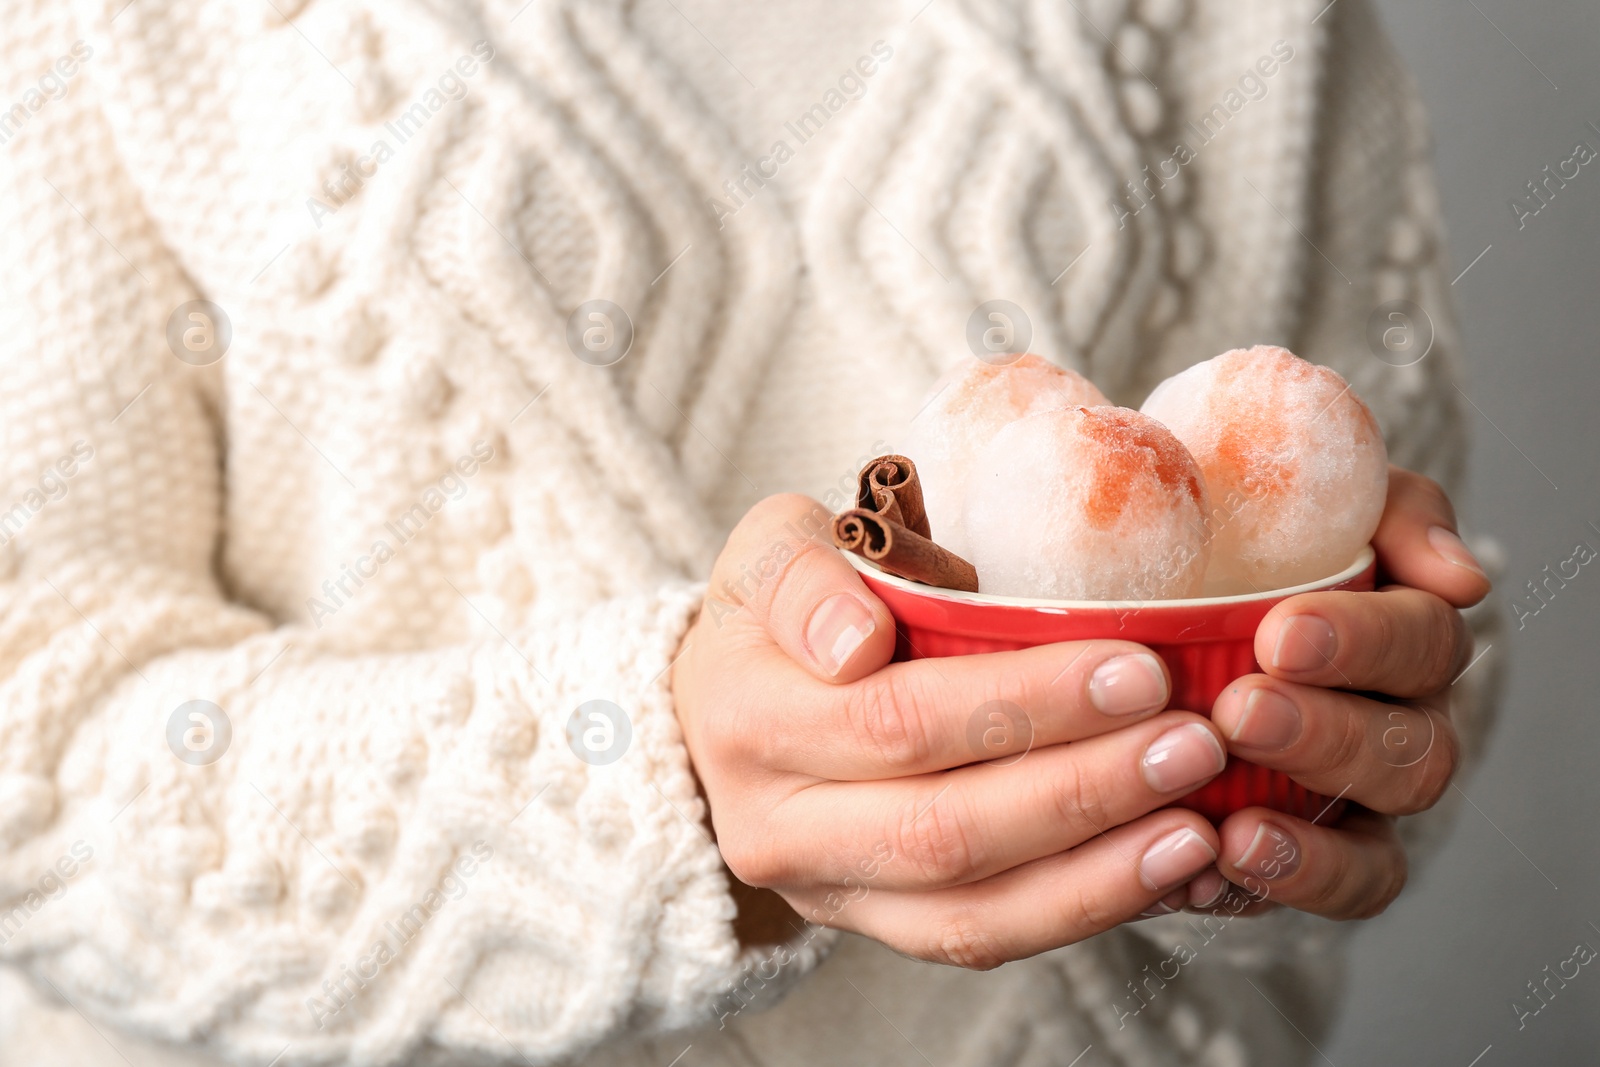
[
  {"x1": 804, "y1": 594, "x2": 875, "y2": 676},
  {"x1": 1272, "y1": 615, "x2": 1337, "y2": 674},
  {"x1": 1428, "y1": 526, "x2": 1487, "y2": 579},
  {"x1": 1141, "y1": 723, "x2": 1227, "y2": 794},
  {"x1": 1137, "y1": 901, "x2": 1178, "y2": 919},
  {"x1": 1234, "y1": 822, "x2": 1302, "y2": 882},
  {"x1": 1139, "y1": 827, "x2": 1217, "y2": 891},
  {"x1": 1187, "y1": 868, "x2": 1229, "y2": 909},
  {"x1": 1089, "y1": 653, "x2": 1168, "y2": 716},
  {"x1": 1229, "y1": 689, "x2": 1302, "y2": 751}
]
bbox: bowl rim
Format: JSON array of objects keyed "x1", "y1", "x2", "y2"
[{"x1": 846, "y1": 544, "x2": 1376, "y2": 611}]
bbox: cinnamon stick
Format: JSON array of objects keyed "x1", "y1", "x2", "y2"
[
  {"x1": 832, "y1": 508, "x2": 979, "y2": 592},
  {"x1": 854, "y1": 455, "x2": 931, "y2": 539}
]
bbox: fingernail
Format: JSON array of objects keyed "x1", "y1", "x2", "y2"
[
  {"x1": 1187, "y1": 868, "x2": 1229, "y2": 909},
  {"x1": 1137, "y1": 901, "x2": 1178, "y2": 919},
  {"x1": 1088, "y1": 653, "x2": 1168, "y2": 716},
  {"x1": 804, "y1": 594, "x2": 875, "y2": 676},
  {"x1": 1234, "y1": 822, "x2": 1302, "y2": 883},
  {"x1": 1271, "y1": 615, "x2": 1337, "y2": 674},
  {"x1": 1229, "y1": 689, "x2": 1302, "y2": 751},
  {"x1": 1139, "y1": 827, "x2": 1217, "y2": 891},
  {"x1": 1428, "y1": 526, "x2": 1488, "y2": 579},
  {"x1": 1141, "y1": 723, "x2": 1227, "y2": 794}
]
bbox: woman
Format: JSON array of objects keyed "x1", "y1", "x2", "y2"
[{"x1": 0, "y1": 0, "x2": 1498, "y2": 1063}]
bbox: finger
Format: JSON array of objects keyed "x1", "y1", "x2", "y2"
[
  {"x1": 757, "y1": 712, "x2": 1227, "y2": 891},
  {"x1": 1214, "y1": 807, "x2": 1406, "y2": 920},
  {"x1": 1213, "y1": 675, "x2": 1459, "y2": 815},
  {"x1": 801, "y1": 810, "x2": 1219, "y2": 969},
  {"x1": 1255, "y1": 586, "x2": 1470, "y2": 697},
  {"x1": 1144, "y1": 884, "x2": 1194, "y2": 918},
  {"x1": 1184, "y1": 866, "x2": 1230, "y2": 911},
  {"x1": 1373, "y1": 467, "x2": 1490, "y2": 609},
  {"x1": 707, "y1": 493, "x2": 896, "y2": 683},
  {"x1": 762, "y1": 639, "x2": 1172, "y2": 779},
  {"x1": 1183, "y1": 868, "x2": 1280, "y2": 917}
]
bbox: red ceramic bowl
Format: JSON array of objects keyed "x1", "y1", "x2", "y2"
[{"x1": 846, "y1": 547, "x2": 1377, "y2": 825}]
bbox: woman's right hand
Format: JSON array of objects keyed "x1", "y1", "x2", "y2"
[{"x1": 670, "y1": 494, "x2": 1231, "y2": 969}]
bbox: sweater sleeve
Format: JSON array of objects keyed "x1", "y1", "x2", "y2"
[
  {"x1": 1121, "y1": 0, "x2": 1504, "y2": 1043},
  {"x1": 0, "y1": 15, "x2": 782, "y2": 1067},
  {"x1": 1282, "y1": 0, "x2": 1506, "y2": 868}
]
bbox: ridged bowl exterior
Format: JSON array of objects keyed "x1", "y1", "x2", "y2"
[{"x1": 853, "y1": 551, "x2": 1378, "y2": 825}]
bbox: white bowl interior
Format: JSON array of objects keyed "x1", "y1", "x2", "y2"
[{"x1": 846, "y1": 544, "x2": 1376, "y2": 612}]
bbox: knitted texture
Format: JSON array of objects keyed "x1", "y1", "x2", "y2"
[{"x1": 0, "y1": 0, "x2": 1499, "y2": 1064}]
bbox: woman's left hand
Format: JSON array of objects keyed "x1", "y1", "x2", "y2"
[{"x1": 1183, "y1": 466, "x2": 1492, "y2": 919}]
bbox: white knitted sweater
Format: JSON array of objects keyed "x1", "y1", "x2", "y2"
[{"x1": 0, "y1": 0, "x2": 1500, "y2": 1064}]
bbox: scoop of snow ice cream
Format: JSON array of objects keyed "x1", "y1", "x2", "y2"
[
  {"x1": 1140, "y1": 345, "x2": 1388, "y2": 595},
  {"x1": 963, "y1": 406, "x2": 1212, "y2": 600},
  {"x1": 904, "y1": 354, "x2": 1108, "y2": 559}
]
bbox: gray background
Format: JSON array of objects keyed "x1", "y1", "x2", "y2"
[{"x1": 1330, "y1": 2, "x2": 1600, "y2": 1064}]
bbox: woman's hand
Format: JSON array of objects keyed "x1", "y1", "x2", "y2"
[
  {"x1": 673, "y1": 494, "x2": 1231, "y2": 968},
  {"x1": 1190, "y1": 467, "x2": 1492, "y2": 918}
]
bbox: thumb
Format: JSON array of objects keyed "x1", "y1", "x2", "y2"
[
  {"x1": 707, "y1": 493, "x2": 897, "y2": 683},
  {"x1": 1373, "y1": 467, "x2": 1491, "y2": 609}
]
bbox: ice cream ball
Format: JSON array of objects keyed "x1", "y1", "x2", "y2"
[
  {"x1": 1140, "y1": 345, "x2": 1388, "y2": 595},
  {"x1": 963, "y1": 406, "x2": 1212, "y2": 600},
  {"x1": 904, "y1": 354, "x2": 1108, "y2": 559}
]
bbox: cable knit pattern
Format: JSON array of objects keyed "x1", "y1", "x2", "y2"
[{"x1": 0, "y1": 0, "x2": 1499, "y2": 1064}]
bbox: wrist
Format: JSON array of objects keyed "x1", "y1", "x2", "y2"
[{"x1": 670, "y1": 616, "x2": 802, "y2": 948}]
